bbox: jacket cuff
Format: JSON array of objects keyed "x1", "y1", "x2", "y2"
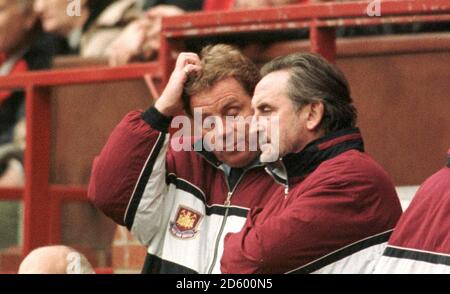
[{"x1": 141, "y1": 106, "x2": 172, "y2": 133}]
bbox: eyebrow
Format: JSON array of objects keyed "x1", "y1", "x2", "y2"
[
  {"x1": 252, "y1": 97, "x2": 269, "y2": 108},
  {"x1": 217, "y1": 96, "x2": 240, "y2": 107},
  {"x1": 220, "y1": 99, "x2": 241, "y2": 111},
  {"x1": 201, "y1": 112, "x2": 213, "y2": 118},
  {"x1": 191, "y1": 95, "x2": 238, "y2": 109}
]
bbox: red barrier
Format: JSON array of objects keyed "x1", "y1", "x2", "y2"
[
  {"x1": 0, "y1": 62, "x2": 161, "y2": 259},
  {"x1": 0, "y1": 0, "x2": 448, "y2": 272},
  {"x1": 160, "y1": 0, "x2": 450, "y2": 64}
]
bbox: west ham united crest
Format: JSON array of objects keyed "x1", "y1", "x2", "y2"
[{"x1": 170, "y1": 206, "x2": 203, "y2": 239}]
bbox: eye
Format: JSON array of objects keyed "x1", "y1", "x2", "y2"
[
  {"x1": 225, "y1": 107, "x2": 240, "y2": 117},
  {"x1": 258, "y1": 104, "x2": 272, "y2": 114}
]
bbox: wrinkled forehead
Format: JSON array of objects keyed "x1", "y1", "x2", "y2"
[{"x1": 190, "y1": 78, "x2": 252, "y2": 115}]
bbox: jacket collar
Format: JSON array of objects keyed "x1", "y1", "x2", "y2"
[
  {"x1": 193, "y1": 139, "x2": 263, "y2": 171},
  {"x1": 193, "y1": 139, "x2": 221, "y2": 167},
  {"x1": 266, "y1": 128, "x2": 365, "y2": 185},
  {"x1": 193, "y1": 128, "x2": 364, "y2": 186}
]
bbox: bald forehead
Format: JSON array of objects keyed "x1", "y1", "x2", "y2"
[
  {"x1": 253, "y1": 70, "x2": 290, "y2": 104},
  {"x1": 259, "y1": 70, "x2": 290, "y2": 91},
  {"x1": 18, "y1": 246, "x2": 73, "y2": 274}
]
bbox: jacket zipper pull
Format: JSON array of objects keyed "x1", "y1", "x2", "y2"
[
  {"x1": 284, "y1": 185, "x2": 289, "y2": 199},
  {"x1": 224, "y1": 192, "x2": 232, "y2": 206}
]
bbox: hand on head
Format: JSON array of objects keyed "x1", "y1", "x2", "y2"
[{"x1": 155, "y1": 52, "x2": 202, "y2": 117}]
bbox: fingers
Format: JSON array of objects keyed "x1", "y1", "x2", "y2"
[
  {"x1": 183, "y1": 64, "x2": 202, "y2": 76},
  {"x1": 175, "y1": 52, "x2": 201, "y2": 70}
]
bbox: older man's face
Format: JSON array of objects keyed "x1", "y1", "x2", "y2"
[
  {"x1": 0, "y1": 0, "x2": 36, "y2": 53},
  {"x1": 190, "y1": 77, "x2": 259, "y2": 168},
  {"x1": 252, "y1": 71, "x2": 309, "y2": 159}
]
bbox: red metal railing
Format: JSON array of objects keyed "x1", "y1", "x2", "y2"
[
  {"x1": 0, "y1": 0, "x2": 448, "y2": 269},
  {"x1": 0, "y1": 63, "x2": 161, "y2": 258},
  {"x1": 161, "y1": 0, "x2": 450, "y2": 63}
]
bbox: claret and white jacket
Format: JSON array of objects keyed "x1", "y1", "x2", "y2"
[
  {"x1": 88, "y1": 107, "x2": 402, "y2": 274},
  {"x1": 374, "y1": 150, "x2": 450, "y2": 274}
]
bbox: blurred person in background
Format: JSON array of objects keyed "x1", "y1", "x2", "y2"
[
  {"x1": 32, "y1": 1, "x2": 129, "y2": 270},
  {"x1": 33, "y1": 0, "x2": 203, "y2": 58},
  {"x1": 0, "y1": 0, "x2": 57, "y2": 186},
  {"x1": 0, "y1": 0, "x2": 58, "y2": 250},
  {"x1": 34, "y1": 0, "x2": 132, "y2": 56},
  {"x1": 106, "y1": 0, "x2": 203, "y2": 66},
  {"x1": 107, "y1": 0, "x2": 299, "y2": 66},
  {"x1": 18, "y1": 245, "x2": 95, "y2": 274}
]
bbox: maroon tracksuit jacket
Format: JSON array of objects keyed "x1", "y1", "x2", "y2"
[
  {"x1": 88, "y1": 107, "x2": 402, "y2": 273},
  {"x1": 375, "y1": 150, "x2": 450, "y2": 273}
]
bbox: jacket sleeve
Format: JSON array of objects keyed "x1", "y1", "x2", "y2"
[
  {"x1": 88, "y1": 106, "x2": 174, "y2": 245},
  {"x1": 220, "y1": 172, "x2": 401, "y2": 274}
]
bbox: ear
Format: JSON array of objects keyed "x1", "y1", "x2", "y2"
[{"x1": 305, "y1": 101, "x2": 324, "y2": 131}]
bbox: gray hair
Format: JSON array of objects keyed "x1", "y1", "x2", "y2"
[{"x1": 261, "y1": 52, "x2": 357, "y2": 133}]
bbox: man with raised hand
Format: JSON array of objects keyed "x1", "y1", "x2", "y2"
[{"x1": 89, "y1": 44, "x2": 276, "y2": 273}]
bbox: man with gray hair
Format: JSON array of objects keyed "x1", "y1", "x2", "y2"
[{"x1": 221, "y1": 52, "x2": 403, "y2": 273}]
